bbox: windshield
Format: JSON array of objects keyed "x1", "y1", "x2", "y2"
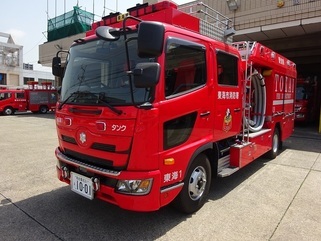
[
  {"x1": 0, "y1": 92, "x2": 11, "y2": 101},
  {"x1": 296, "y1": 85, "x2": 312, "y2": 100},
  {"x1": 296, "y1": 86, "x2": 306, "y2": 100},
  {"x1": 60, "y1": 32, "x2": 154, "y2": 106}
]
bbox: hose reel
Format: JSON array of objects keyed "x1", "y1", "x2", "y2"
[{"x1": 246, "y1": 70, "x2": 266, "y2": 132}]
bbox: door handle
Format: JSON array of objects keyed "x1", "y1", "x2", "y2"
[
  {"x1": 200, "y1": 111, "x2": 211, "y2": 117},
  {"x1": 234, "y1": 108, "x2": 241, "y2": 112}
]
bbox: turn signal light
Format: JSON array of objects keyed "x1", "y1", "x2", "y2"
[{"x1": 164, "y1": 158, "x2": 175, "y2": 165}]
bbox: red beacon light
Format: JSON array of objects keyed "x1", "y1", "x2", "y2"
[
  {"x1": 90, "y1": 1, "x2": 179, "y2": 34},
  {"x1": 127, "y1": 1, "x2": 177, "y2": 17}
]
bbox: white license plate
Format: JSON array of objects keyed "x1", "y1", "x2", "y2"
[{"x1": 71, "y1": 172, "x2": 94, "y2": 200}]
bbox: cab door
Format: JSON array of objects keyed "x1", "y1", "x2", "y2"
[
  {"x1": 15, "y1": 91, "x2": 28, "y2": 111},
  {"x1": 213, "y1": 50, "x2": 242, "y2": 140},
  {"x1": 157, "y1": 36, "x2": 214, "y2": 185}
]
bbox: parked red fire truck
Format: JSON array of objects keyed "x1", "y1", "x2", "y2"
[
  {"x1": 295, "y1": 77, "x2": 318, "y2": 122},
  {"x1": 0, "y1": 81, "x2": 57, "y2": 115},
  {"x1": 52, "y1": 1, "x2": 296, "y2": 213}
]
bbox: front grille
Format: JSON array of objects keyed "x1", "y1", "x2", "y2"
[
  {"x1": 64, "y1": 148, "x2": 116, "y2": 170},
  {"x1": 62, "y1": 135, "x2": 117, "y2": 153},
  {"x1": 91, "y1": 142, "x2": 116, "y2": 152},
  {"x1": 61, "y1": 135, "x2": 116, "y2": 152},
  {"x1": 61, "y1": 135, "x2": 77, "y2": 145}
]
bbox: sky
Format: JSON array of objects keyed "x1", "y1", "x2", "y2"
[{"x1": 0, "y1": 0, "x2": 190, "y2": 72}]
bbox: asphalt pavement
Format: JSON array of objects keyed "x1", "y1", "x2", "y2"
[{"x1": 0, "y1": 112, "x2": 320, "y2": 241}]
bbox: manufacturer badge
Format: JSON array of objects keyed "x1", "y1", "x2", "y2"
[{"x1": 79, "y1": 132, "x2": 87, "y2": 144}]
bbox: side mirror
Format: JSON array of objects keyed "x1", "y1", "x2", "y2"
[
  {"x1": 137, "y1": 22, "x2": 164, "y2": 58},
  {"x1": 52, "y1": 57, "x2": 62, "y2": 77},
  {"x1": 133, "y1": 63, "x2": 160, "y2": 88}
]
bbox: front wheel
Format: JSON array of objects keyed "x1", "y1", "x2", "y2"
[
  {"x1": 172, "y1": 153, "x2": 211, "y2": 214},
  {"x1": 3, "y1": 107, "x2": 14, "y2": 115}
]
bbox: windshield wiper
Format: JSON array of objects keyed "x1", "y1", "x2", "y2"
[
  {"x1": 97, "y1": 92, "x2": 123, "y2": 115},
  {"x1": 58, "y1": 91, "x2": 81, "y2": 110},
  {"x1": 86, "y1": 92, "x2": 123, "y2": 115},
  {"x1": 58, "y1": 91, "x2": 122, "y2": 115}
]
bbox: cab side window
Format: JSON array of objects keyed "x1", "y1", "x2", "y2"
[
  {"x1": 217, "y1": 52, "x2": 238, "y2": 86},
  {"x1": 165, "y1": 39, "x2": 206, "y2": 97},
  {"x1": 16, "y1": 93, "x2": 25, "y2": 99}
]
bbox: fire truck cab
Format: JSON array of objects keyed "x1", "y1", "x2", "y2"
[
  {"x1": 295, "y1": 77, "x2": 318, "y2": 122},
  {"x1": 52, "y1": 1, "x2": 296, "y2": 213}
]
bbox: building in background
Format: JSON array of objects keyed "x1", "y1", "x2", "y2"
[
  {"x1": 0, "y1": 32, "x2": 54, "y2": 87},
  {"x1": 38, "y1": 4, "x2": 94, "y2": 86},
  {"x1": 39, "y1": 6, "x2": 93, "y2": 66}
]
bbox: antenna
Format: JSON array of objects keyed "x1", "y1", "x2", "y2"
[
  {"x1": 93, "y1": 0, "x2": 95, "y2": 23},
  {"x1": 103, "y1": 0, "x2": 106, "y2": 16},
  {"x1": 47, "y1": 0, "x2": 49, "y2": 20}
]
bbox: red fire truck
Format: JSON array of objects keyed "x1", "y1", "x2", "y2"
[
  {"x1": 295, "y1": 77, "x2": 318, "y2": 122},
  {"x1": 0, "y1": 82, "x2": 57, "y2": 115},
  {"x1": 52, "y1": 1, "x2": 296, "y2": 213}
]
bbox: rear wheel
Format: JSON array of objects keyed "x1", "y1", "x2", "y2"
[
  {"x1": 172, "y1": 153, "x2": 211, "y2": 214},
  {"x1": 39, "y1": 106, "x2": 48, "y2": 114},
  {"x1": 267, "y1": 128, "x2": 280, "y2": 159},
  {"x1": 3, "y1": 107, "x2": 14, "y2": 115}
]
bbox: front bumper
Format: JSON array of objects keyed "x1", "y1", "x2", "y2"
[{"x1": 55, "y1": 147, "x2": 182, "y2": 211}]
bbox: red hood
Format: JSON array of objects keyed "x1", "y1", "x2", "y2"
[{"x1": 56, "y1": 105, "x2": 138, "y2": 170}]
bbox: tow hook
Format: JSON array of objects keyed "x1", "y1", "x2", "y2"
[
  {"x1": 92, "y1": 177, "x2": 100, "y2": 191},
  {"x1": 62, "y1": 166, "x2": 70, "y2": 179}
]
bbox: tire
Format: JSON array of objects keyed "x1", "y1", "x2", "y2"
[
  {"x1": 3, "y1": 107, "x2": 14, "y2": 115},
  {"x1": 39, "y1": 106, "x2": 48, "y2": 114},
  {"x1": 172, "y1": 153, "x2": 211, "y2": 214},
  {"x1": 267, "y1": 128, "x2": 280, "y2": 159}
]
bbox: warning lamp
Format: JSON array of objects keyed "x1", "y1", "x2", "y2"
[{"x1": 91, "y1": 1, "x2": 178, "y2": 32}]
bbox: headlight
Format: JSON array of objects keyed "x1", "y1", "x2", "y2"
[{"x1": 116, "y1": 179, "x2": 153, "y2": 195}]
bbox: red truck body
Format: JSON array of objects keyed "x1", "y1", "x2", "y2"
[
  {"x1": 52, "y1": 1, "x2": 296, "y2": 213},
  {"x1": 295, "y1": 77, "x2": 318, "y2": 122},
  {"x1": 0, "y1": 82, "x2": 57, "y2": 115}
]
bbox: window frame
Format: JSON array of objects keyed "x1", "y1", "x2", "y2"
[
  {"x1": 164, "y1": 37, "x2": 207, "y2": 98},
  {"x1": 216, "y1": 50, "x2": 239, "y2": 86}
]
